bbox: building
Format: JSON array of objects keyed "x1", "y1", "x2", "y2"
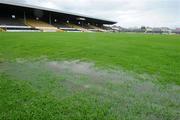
[{"x1": 172, "y1": 28, "x2": 180, "y2": 34}]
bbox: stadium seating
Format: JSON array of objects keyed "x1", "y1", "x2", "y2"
[
  {"x1": 0, "y1": 17, "x2": 106, "y2": 32},
  {"x1": 80, "y1": 24, "x2": 93, "y2": 29},
  {"x1": 53, "y1": 23, "x2": 71, "y2": 28},
  {"x1": 0, "y1": 17, "x2": 41, "y2": 32},
  {"x1": 0, "y1": 17, "x2": 26, "y2": 27},
  {"x1": 0, "y1": 17, "x2": 107, "y2": 32},
  {"x1": 26, "y1": 19, "x2": 58, "y2": 32}
]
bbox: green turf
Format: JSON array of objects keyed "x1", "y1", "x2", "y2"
[
  {"x1": 0, "y1": 32, "x2": 179, "y2": 119},
  {"x1": 0, "y1": 32, "x2": 180, "y2": 84}
]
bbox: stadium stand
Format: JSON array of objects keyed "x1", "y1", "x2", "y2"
[
  {"x1": 0, "y1": 1, "x2": 116, "y2": 32},
  {"x1": 26, "y1": 19, "x2": 58, "y2": 32}
]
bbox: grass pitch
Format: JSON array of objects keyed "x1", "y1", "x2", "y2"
[{"x1": 0, "y1": 32, "x2": 180, "y2": 119}]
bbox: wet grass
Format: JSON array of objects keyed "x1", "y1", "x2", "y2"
[
  {"x1": 0, "y1": 32, "x2": 180, "y2": 85},
  {"x1": 0, "y1": 60, "x2": 179, "y2": 120},
  {"x1": 0, "y1": 32, "x2": 180, "y2": 119}
]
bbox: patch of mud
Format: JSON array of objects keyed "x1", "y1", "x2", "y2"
[{"x1": 0, "y1": 59, "x2": 179, "y2": 117}]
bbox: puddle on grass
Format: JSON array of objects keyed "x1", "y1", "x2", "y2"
[
  {"x1": 0, "y1": 59, "x2": 180, "y2": 118},
  {"x1": 47, "y1": 60, "x2": 137, "y2": 83}
]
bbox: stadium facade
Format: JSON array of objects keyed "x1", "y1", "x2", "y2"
[{"x1": 0, "y1": 1, "x2": 116, "y2": 32}]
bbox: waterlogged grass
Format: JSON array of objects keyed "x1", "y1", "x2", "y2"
[
  {"x1": 0, "y1": 60, "x2": 179, "y2": 120},
  {"x1": 0, "y1": 32, "x2": 180, "y2": 85},
  {"x1": 0, "y1": 32, "x2": 180, "y2": 119}
]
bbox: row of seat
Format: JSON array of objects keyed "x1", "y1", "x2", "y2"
[
  {"x1": 26, "y1": 19, "x2": 58, "y2": 32},
  {"x1": 0, "y1": 17, "x2": 25, "y2": 26}
]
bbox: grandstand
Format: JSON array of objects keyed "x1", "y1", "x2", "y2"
[{"x1": 0, "y1": 1, "x2": 116, "y2": 32}]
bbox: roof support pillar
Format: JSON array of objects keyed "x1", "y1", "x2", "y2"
[
  {"x1": 24, "y1": 11, "x2": 26, "y2": 24},
  {"x1": 82, "y1": 21, "x2": 84, "y2": 27},
  {"x1": 49, "y1": 12, "x2": 52, "y2": 25}
]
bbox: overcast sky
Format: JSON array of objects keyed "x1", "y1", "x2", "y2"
[{"x1": 2, "y1": 0, "x2": 180, "y2": 28}]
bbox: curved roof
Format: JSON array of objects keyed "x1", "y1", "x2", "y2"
[{"x1": 0, "y1": 1, "x2": 117, "y2": 24}]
